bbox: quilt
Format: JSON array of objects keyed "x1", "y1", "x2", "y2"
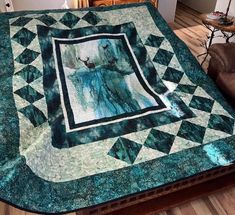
[{"x1": 0, "y1": 2, "x2": 235, "y2": 214}]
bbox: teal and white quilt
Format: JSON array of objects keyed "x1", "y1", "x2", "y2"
[{"x1": 0, "y1": 2, "x2": 235, "y2": 213}]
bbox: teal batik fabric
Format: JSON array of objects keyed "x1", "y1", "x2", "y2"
[{"x1": 0, "y1": 2, "x2": 235, "y2": 214}]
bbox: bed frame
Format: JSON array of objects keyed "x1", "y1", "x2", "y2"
[{"x1": 76, "y1": 165, "x2": 235, "y2": 214}]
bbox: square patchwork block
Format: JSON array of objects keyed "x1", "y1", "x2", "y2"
[
  {"x1": 108, "y1": 137, "x2": 142, "y2": 164},
  {"x1": 60, "y1": 12, "x2": 80, "y2": 28},
  {"x1": 144, "y1": 129, "x2": 175, "y2": 154},
  {"x1": 145, "y1": 34, "x2": 164, "y2": 48},
  {"x1": 37, "y1": 14, "x2": 57, "y2": 26},
  {"x1": 177, "y1": 121, "x2": 206, "y2": 144},
  {"x1": 208, "y1": 114, "x2": 234, "y2": 135},
  {"x1": 153, "y1": 49, "x2": 174, "y2": 66},
  {"x1": 82, "y1": 11, "x2": 101, "y2": 25},
  {"x1": 175, "y1": 84, "x2": 197, "y2": 94},
  {"x1": 189, "y1": 96, "x2": 214, "y2": 113},
  {"x1": 162, "y1": 67, "x2": 184, "y2": 83},
  {"x1": 12, "y1": 28, "x2": 36, "y2": 47}
]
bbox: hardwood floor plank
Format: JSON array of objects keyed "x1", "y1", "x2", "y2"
[
  {"x1": 8, "y1": 207, "x2": 25, "y2": 215},
  {"x1": 0, "y1": 202, "x2": 9, "y2": 215},
  {"x1": 191, "y1": 199, "x2": 214, "y2": 215},
  {"x1": 214, "y1": 191, "x2": 235, "y2": 215},
  {"x1": 165, "y1": 207, "x2": 183, "y2": 215},
  {"x1": 178, "y1": 204, "x2": 197, "y2": 215},
  {"x1": 207, "y1": 195, "x2": 228, "y2": 215}
]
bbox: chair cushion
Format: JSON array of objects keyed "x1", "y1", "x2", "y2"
[
  {"x1": 208, "y1": 43, "x2": 235, "y2": 74},
  {"x1": 216, "y1": 72, "x2": 235, "y2": 99}
]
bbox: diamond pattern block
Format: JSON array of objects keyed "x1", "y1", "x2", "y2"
[
  {"x1": 16, "y1": 65, "x2": 42, "y2": 83},
  {"x1": 175, "y1": 84, "x2": 197, "y2": 94},
  {"x1": 82, "y1": 11, "x2": 101, "y2": 25},
  {"x1": 162, "y1": 67, "x2": 184, "y2": 83},
  {"x1": 19, "y1": 104, "x2": 47, "y2": 127},
  {"x1": 144, "y1": 129, "x2": 175, "y2": 154},
  {"x1": 153, "y1": 49, "x2": 174, "y2": 66},
  {"x1": 208, "y1": 114, "x2": 234, "y2": 135},
  {"x1": 189, "y1": 95, "x2": 214, "y2": 113},
  {"x1": 177, "y1": 121, "x2": 206, "y2": 144},
  {"x1": 11, "y1": 17, "x2": 33, "y2": 26},
  {"x1": 36, "y1": 14, "x2": 57, "y2": 26},
  {"x1": 60, "y1": 12, "x2": 80, "y2": 28},
  {"x1": 14, "y1": 85, "x2": 44, "y2": 103},
  {"x1": 145, "y1": 34, "x2": 164, "y2": 48},
  {"x1": 108, "y1": 137, "x2": 142, "y2": 164},
  {"x1": 15, "y1": 48, "x2": 40, "y2": 64},
  {"x1": 12, "y1": 28, "x2": 36, "y2": 47}
]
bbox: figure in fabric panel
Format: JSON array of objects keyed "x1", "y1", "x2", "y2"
[{"x1": 60, "y1": 37, "x2": 159, "y2": 124}]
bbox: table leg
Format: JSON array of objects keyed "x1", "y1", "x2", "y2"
[
  {"x1": 221, "y1": 31, "x2": 235, "y2": 43},
  {"x1": 198, "y1": 28, "x2": 216, "y2": 66}
]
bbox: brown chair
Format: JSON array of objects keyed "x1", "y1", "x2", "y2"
[{"x1": 208, "y1": 43, "x2": 235, "y2": 105}]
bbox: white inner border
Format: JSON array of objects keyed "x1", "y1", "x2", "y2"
[{"x1": 52, "y1": 33, "x2": 169, "y2": 133}]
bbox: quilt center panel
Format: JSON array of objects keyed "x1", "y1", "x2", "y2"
[{"x1": 54, "y1": 34, "x2": 167, "y2": 132}]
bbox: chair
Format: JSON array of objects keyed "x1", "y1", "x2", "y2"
[{"x1": 208, "y1": 43, "x2": 235, "y2": 105}]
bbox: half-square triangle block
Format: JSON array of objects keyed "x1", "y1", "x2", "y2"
[
  {"x1": 208, "y1": 114, "x2": 234, "y2": 135},
  {"x1": 153, "y1": 49, "x2": 174, "y2": 66},
  {"x1": 108, "y1": 137, "x2": 142, "y2": 164},
  {"x1": 145, "y1": 34, "x2": 165, "y2": 48},
  {"x1": 144, "y1": 129, "x2": 175, "y2": 154},
  {"x1": 12, "y1": 28, "x2": 36, "y2": 47},
  {"x1": 60, "y1": 12, "x2": 80, "y2": 28},
  {"x1": 177, "y1": 121, "x2": 206, "y2": 144}
]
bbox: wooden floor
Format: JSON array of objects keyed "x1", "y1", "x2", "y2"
[
  {"x1": 169, "y1": 2, "x2": 210, "y2": 71},
  {"x1": 1, "y1": 2, "x2": 235, "y2": 215}
]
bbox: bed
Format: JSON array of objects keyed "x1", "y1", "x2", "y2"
[{"x1": 0, "y1": 2, "x2": 235, "y2": 214}]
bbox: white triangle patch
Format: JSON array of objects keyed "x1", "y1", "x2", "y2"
[
  {"x1": 153, "y1": 62, "x2": 168, "y2": 78},
  {"x1": 29, "y1": 77, "x2": 44, "y2": 95},
  {"x1": 122, "y1": 129, "x2": 151, "y2": 145},
  {"x1": 159, "y1": 39, "x2": 174, "y2": 52},
  {"x1": 168, "y1": 55, "x2": 184, "y2": 72},
  {"x1": 134, "y1": 145, "x2": 166, "y2": 164},
  {"x1": 211, "y1": 101, "x2": 233, "y2": 118},
  {"x1": 203, "y1": 128, "x2": 231, "y2": 144},
  {"x1": 170, "y1": 136, "x2": 200, "y2": 154},
  {"x1": 163, "y1": 80, "x2": 178, "y2": 92},
  {"x1": 175, "y1": 91, "x2": 193, "y2": 106},
  {"x1": 156, "y1": 121, "x2": 182, "y2": 136},
  {"x1": 194, "y1": 87, "x2": 213, "y2": 99},
  {"x1": 187, "y1": 108, "x2": 210, "y2": 128},
  {"x1": 14, "y1": 94, "x2": 30, "y2": 110},
  {"x1": 33, "y1": 97, "x2": 48, "y2": 118},
  {"x1": 179, "y1": 74, "x2": 196, "y2": 86},
  {"x1": 13, "y1": 75, "x2": 28, "y2": 91}
]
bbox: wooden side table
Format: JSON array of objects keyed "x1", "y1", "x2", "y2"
[{"x1": 198, "y1": 14, "x2": 235, "y2": 65}]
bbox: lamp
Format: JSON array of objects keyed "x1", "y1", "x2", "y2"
[{"x1": 219, "y1": 0, "x2": 234, "y2": 26}]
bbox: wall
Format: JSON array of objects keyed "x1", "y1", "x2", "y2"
[
  {"x1": 0, "y1": 0, "x2": 6, "y2": 12},
  {"x1": 179, "y1": 0, "x2": 217, "y2": 13},
  {"x1": 12, "y1": 0, "x2": 77, "y2": 11},
  {"x1": 215, "y1": 0, "x2": 235, "y2": 16},
  {"x1": 158, "y1": 0, "x2": 177, "y2": 23},
  {"x1": 213, "y1": 0, "x2": 235, "y2": 43}
]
